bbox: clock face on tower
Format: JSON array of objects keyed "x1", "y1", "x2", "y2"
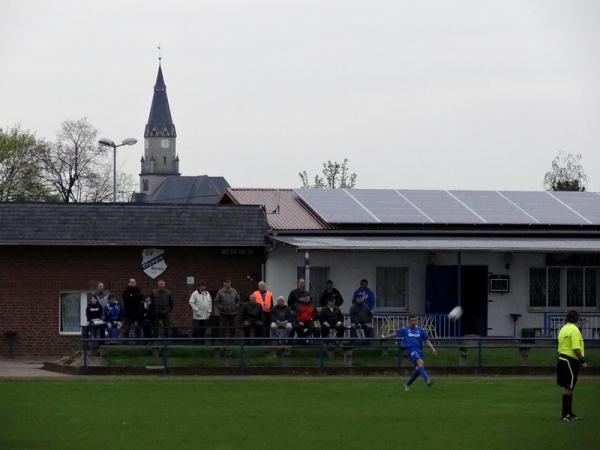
[{"x1": 161, "y1": 139, "x2": 170, "y2": 148}]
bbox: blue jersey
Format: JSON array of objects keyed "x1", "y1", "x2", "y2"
[{"x1": 397, "y1": 326, "x2": 429, "y2": 352}]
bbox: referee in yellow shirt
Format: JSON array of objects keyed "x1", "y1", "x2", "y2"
[{"x1": 557, "y1": 310, "x2": 588, "y2": 421}]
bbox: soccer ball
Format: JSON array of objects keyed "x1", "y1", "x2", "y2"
[{"x1": 448, "y1": 306, "x2": 463, "y2": 321}]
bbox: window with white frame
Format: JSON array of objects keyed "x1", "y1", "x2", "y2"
[
  {"x1": 376, "y1": 267, "x2": 408, "y2": 309},
  {"x1": 60, "y1": 291, "x2": 89, "y2": 334},
  {"x1": 529, "y1": 267, "x2": 598, "y2": 309}
]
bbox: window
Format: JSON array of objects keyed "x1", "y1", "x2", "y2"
[
  {"x1": 161, "y1": 139, "x2": 169, "y2": 148},
  {"x1": 60, "y1": 292, "x2": 88, "y2": 335},
  {"x1": 297, "y1": 266, "x2": 329, "y2": 303},
  {"x1": 163, "y1": 156, "x2": 167, "y2": 165},
  {"x1": 376, "y1": 267, "x2": 408, "y2": 309},
  {"x1": 142, "y1": 180, "x2": 149, "y2": 192},
  {"x1": 567, "y1": 268, "x2": 598, "y2": 307},
  {"x1": 529, "y1": 267, "x2": 598, "y2": 309}
]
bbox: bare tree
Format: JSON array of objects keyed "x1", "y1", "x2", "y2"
[
  {"x1": 544, "y1": 151, "x2": 588, "y2": 192},
  {"x1": 0, "y1": 126, "x2": 50, "y2": 201},
  {"x1": 299, "y1": 159, "x2": 357, "y2": 189},
  {"x1": 38, "y1": 118, "x2": 135, "y2": 202}
]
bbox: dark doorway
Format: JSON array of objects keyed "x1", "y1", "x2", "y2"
[{"x1": 426, "y1": 265, "x2": 488, "y2": 336}]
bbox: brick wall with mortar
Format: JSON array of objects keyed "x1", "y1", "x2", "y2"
[{"x1": 0, "y1": 246, "x2": 264, "y2": 358}]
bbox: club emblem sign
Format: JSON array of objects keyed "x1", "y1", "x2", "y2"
[{"x1": 141, "y1": 248, "x2": 167, "y2": 279}]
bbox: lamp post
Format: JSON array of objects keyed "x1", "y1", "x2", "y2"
[{"x1": 98, "y1": 137, "x2": 137, "y2": 202}]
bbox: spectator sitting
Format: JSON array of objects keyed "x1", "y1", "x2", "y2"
[
  {"x1": 86, "y1": 295, "x2": 105, "y2": 340},
  {"x1": 349, "y1": 296, "x2": 374, "y2": 338},
  {"x1": 139, "y1": 296, "x2": 156, "y2": 339},
  {"x1": 319, "y1": 298, "x2": 345, "y2": 338},
  {"x1": 270, "y1": 296, "x2": 293, "y2": 341},
  {"x1": 104, "y1": 294, "x2": 123, "y2": 339},
  {"x1": 294, "y1": 295, "x2": 321, "y2": 339},
  {"x1": 352, "y1": 278, "x2": 375, "y2": 310},
  {"x1": 241, "y1": 293, "x2": 265, "y2": 340}
]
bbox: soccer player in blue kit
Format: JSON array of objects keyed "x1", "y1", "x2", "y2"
[{"x1": 397, "y1": 314, "x2": 437, "y2": 390}]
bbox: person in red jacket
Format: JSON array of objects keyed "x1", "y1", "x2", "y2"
[{"x1": 294, "y1": 295, "x2": 320, "y2": 339}]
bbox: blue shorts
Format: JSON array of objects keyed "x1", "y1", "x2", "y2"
[{"x1": 408, "y1": 349, "x2": 424, "y2": 363}]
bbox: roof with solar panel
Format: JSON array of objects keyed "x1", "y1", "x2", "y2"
[{"x1": 293, "y1": 189, "x2": 600, "y2": 226}]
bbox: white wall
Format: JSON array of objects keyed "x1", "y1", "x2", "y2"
[{"x1": 265, "y1": 244, "x2": 553, "y2": 337}]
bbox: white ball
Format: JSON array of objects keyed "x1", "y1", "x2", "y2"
[{"x1": 448, "y1": 306, "x2": 463, "y2": 321}]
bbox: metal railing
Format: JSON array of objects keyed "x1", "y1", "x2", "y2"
[
  {"x1": 544, "y1": 312, "x2": 600, "y2": 339},
  {"x1": 80, "y1": 336, "x2": 599, "y2": 374}
]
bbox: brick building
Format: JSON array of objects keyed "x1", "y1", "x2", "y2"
[{"x1": 0, "y1": 203, "x2": 267, "y2": 357}]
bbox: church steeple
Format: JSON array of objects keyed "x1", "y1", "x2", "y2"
[
  {"x1": 140, "y1": 60, "x2": 180, "y2": 195},
  {"x1": 144, "y1": 63, "x2": 177, "y2": 138}
]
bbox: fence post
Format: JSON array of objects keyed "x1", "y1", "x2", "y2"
[
  {"x1": 82, "y1": 337, "x2": 88, "y2": 370},
  {"x1": 162, "y1": 339, "x2": 168, "y2": 375},
  {"x1": 240, "y1": 339, "x2": 245, "y2": 375},
  {"x1": 477, "y1": 338, "x2": 482, "y2": 373},
  {"x1": 319, "y1": 339, "x2": 325, "y2": 372}
]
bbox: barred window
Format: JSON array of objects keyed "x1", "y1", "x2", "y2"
[
  {"x1": 529, "y1": 268, "x2": 561, "y2": 308},
  {"x1": 376, "y1": 267, "x2": 408, "y2": 309},
  {"x1": 297, "y1": 266, "x2": 330, "y2": 303}
]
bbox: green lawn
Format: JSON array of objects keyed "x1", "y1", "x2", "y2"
[{"x1": 0, "y1": 378, "x2": 598, "y2": 450}]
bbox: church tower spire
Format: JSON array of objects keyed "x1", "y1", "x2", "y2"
[{"x1": 140, "y1": 60, "x2": 180, "y2": 194}]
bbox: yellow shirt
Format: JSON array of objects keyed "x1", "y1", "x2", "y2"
[{"x1": 557, "y1": 322, "x2": 584, "y2": 358}]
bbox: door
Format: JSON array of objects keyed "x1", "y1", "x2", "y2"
[{"x1": 426, "y1": 265, "x2": 488, "y2": 336}]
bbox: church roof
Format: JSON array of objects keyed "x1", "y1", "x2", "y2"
[
  {"x1": 140, "y1": 176, "x2": 230, "y2": 204},
  {"x1": 144, "y1": 64, "x2": 177, "y2": 138}
]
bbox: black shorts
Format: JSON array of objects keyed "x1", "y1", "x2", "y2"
[{"x1": 557, "y1": 355, "x2": 580, "y2": 390}]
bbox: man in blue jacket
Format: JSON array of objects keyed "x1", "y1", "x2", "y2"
[
  {"x1": 104, "y1": 294, "x2": 123, "y2": 339},
  {"x1": 352, "y1": 279, "x2": 375, "y2": 310}
]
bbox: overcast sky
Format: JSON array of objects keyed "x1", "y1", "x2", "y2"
[{"x1": 1, "y1": 0, "x2": 599, "y2": 191}]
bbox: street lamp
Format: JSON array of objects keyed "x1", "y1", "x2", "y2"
[{"x1": 98, "y1": 137, "x2": 137, "y2": 202}]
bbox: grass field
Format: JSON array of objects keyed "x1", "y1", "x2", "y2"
[{"x1": 1, "y1": 377, "x2": 599, "y2": 450}]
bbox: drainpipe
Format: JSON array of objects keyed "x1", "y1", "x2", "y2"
[{"x1": 457, "y1": 251, "x2": 462, "y2": 336}]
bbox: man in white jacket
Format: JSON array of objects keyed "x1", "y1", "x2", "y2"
[{"x1": 188, "y1": 279, "x2": 212, "y2": 340}]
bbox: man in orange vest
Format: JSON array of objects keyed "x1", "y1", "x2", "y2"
[{"x1": 252, "y1": 281, "x2": 273, "y2": 336}]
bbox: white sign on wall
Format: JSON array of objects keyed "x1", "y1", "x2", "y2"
[{"x1": 141, "y1": 248, "x2": 167, "y2": 279}]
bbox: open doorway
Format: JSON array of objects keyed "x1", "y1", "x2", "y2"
[{"x1": 426, "y1": 265, "x2": 488, "y2": 336}]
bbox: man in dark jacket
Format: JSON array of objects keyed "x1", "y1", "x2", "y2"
[
  {"x1": 241, "y1": 293, "x2": 265, "y2": 339},
  {"x1": 319, "y1": 298, "x2": 345, "y2": 338},
  {"x1": 214, "y1": 278, "x2": 240, "y2": 340},
  {"x1": 150, "y1": 279, "x2": 174, "y2": 337},
  {"x1": 122, "y1": 278, "x2": 144, "y2": 338},
  {"x1": 270, "y1": 296, "x2": 293, "y2": 340},
  {"x1": 319, "y1": 280, "x2": 344, "y2": 307},
  {"x1": 138, "y1": 296, "x2": 156, "y2": 339},
  {"x1": 349, "y1": 296, "x2": 374, "y2": 338},
  {"x1": 287, "y1": 278, "x2": 310, "y2": 312}
]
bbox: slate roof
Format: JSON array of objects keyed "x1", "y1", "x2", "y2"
[
  {"x1": 220, "y1": 188, "x2": 330, "y2": 230},
  {"x1": 144, "y1": 64, "x2": 176, "y2": 138},
  {"x1": 140, "y1": 176, "x2": 230, "y2": 204},
  {"x1": 0, "y1": 203, "x2": 267, "y2": 246}
]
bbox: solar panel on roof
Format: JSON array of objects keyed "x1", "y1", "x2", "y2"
[
  {"x1": 350, "y1": 189, "x2": 430, "y2": 223},
  {"x1": 550, "y1": 192, "x2": 600, "y2": 223},
  {"x1": 449, "y1": 190, "x2": 535, "y2": 224},
  {"x1": 294, "y1": 188, "x2": 600, "y2": 226},
  {"x1": 500, "y1": 191, "x2": 587, "y2": 225},
  {"x1": 295, "y1": 189, "x2": 378, "y2": 223},
  {"x1": 397, "y1": 190, "x2": 484, "y2": 223}
]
